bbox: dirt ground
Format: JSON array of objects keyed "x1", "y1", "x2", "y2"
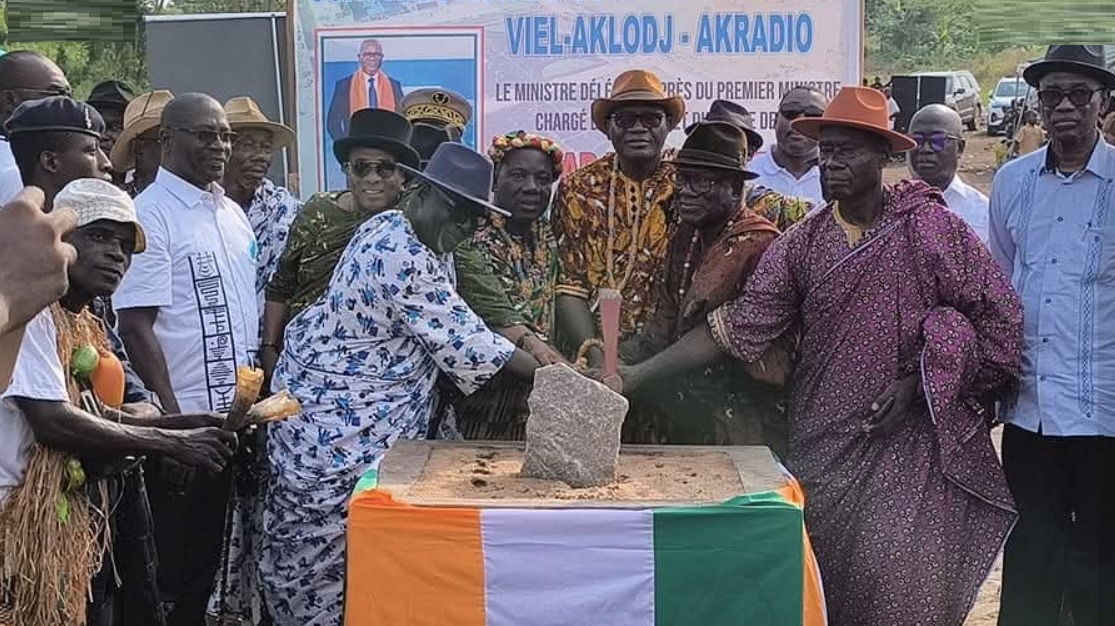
[{"x1": 883, "y1": 128, "x2": 1001, "y2": 195}]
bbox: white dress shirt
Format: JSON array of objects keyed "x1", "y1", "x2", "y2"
[
  {"x1": 747, "y1": 147, "x2": 824, "y2": 206},
  {"x1": 0, "y1": 139, "x2": 24, "y2": 204},
  {"x1": 114, "y1": 167, "x2": 260, "y2": 413},
  {"x1": 942, "y1": 175, "x2": 990, "y2": 243}
]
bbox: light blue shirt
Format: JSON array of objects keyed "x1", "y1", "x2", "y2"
[{"x1": 989, "y1": 138, "x2": 1115, "y2": 437}]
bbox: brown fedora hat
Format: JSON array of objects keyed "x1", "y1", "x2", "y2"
[
  {"x1": 224, "y1": 96, "x2": 296, "y2": 149},
  {"x1": 791, "y1": 86, "x2": 916, "y2": 153},
  {"x1": 591, "y1": 69, "x2": 686, "y2": 131}
]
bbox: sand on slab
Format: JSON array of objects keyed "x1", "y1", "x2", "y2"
[{"x1": 404, "y1": 446, "x2": 743, "y2": 503}]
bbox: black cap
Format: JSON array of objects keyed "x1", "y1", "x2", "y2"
[
  {"x1": 86, "y1": 80, "x2": 135, "y2": 109},
  {"x1": 5, "y1": 96, "x2": 105, "y2": 138}
]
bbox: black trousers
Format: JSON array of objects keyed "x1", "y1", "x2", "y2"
[
  {"x1": 146, "y1": 461, "x2": 231, "y2": 626},
  {"x1": 998, "y1": 425, "x2": 1115, "y2": 626}
]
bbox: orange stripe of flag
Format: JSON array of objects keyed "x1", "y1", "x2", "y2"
[
  {"x1": 778, "y1": 479, "x2": 829, "y2": 626},
  {"x1": 346, "y1": 490, "x2": 486, "y2": 626}
]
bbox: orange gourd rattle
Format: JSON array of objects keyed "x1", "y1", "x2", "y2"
[{"x1": 89, "y1": 348, "x2": 125, "y2": 409}]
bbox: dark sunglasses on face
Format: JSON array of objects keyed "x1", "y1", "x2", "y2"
[
  {"x1": 611, "y1": 110, "x2": 665, "y2": 130},
  {"x1": 779, "y1": 105, "x2": 825, "y2": 120},
  {"x1": 1037, "y1": 87, "x2": 1102, "y2": 108},
  {"x1": 429, "y1": 185, "x2": 484, "y2": 229},
  {"x1": 170, "y1": 126, "x2": 237, "y2": 145},
  {"x1": 910, "y1": 131, "x2": 962, "y2": 153},
  {"x1": 344, "y1": 160, "x2": 398, "y2": 179}
]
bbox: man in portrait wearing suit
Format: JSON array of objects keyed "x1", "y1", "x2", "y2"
[{"x1": 326, "y1": 39, "x2": 404, "y2": 141}]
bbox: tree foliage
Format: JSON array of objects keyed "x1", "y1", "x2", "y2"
[{"x1": 865, "y1": 0, "x2": 1010, "y2": 70}]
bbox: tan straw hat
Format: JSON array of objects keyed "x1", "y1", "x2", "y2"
[
  {"x1": 110, "y1": 89, "x2": 174, "y2": 172},
  {"x1": 223, "y1": 96, "x2": 295, "y2": 149},
  {"x1": 54, "y1": 178, "x2": 147, "y2": 253}
]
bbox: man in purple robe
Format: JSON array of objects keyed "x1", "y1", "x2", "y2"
[{"x1": 605, "y1": 86, "x2": 1024, "y2": 626}]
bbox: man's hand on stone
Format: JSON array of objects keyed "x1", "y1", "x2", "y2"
[{"x1": 0, "y1": 187, "x2": 78, "y2": 333}]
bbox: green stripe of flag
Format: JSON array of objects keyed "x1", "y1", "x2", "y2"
[{"x1": 653, "y1": 493, "x2": 805, "y2": 626}]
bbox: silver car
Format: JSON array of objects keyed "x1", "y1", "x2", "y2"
[{"x1": 913, "y1": 70, "x2": 983, "y2": 131}]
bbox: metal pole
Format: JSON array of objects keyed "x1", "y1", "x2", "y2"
[{"x1": 270, "y1": 13, "x2": 289, "y2": 187}]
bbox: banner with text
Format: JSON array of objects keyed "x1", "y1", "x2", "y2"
[{"x1": 291, "y1": 0, "x2": 863, "y2": 195}]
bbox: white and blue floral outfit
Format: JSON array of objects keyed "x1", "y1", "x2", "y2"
[
  {"x1": 207, "y1": 177, "x2": 303, "y2": 624},
  {"x1": 257, "y1": 210, "x2": 514, "y2": 626},
  {"x1": 245, "y1": 178, "x2": 303, "y2": 301}
]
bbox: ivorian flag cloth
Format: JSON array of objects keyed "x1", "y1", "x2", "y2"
[{"x1": 345, "y1": 470, "x2": 827, "y2": 625}]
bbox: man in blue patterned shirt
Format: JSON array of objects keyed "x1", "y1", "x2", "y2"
[
  {"x1": 989, "y1": 45, "x2": 1115, "y2": 626},
  {"x1": 222, "y1": 96, "x2": 302, "y2": 305}
]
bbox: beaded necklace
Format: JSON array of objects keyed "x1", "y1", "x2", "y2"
[
  {"x1": 604, "y1": 155, "x2": 666, "y2": 295},
  {"x1": 676, "y1": 217, "x2": 735, "y2": 301}
]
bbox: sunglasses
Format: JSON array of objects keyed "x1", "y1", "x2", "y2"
[
  {"x1": 611, "y1": 110, "x2": 665, "y2": 130},
  {"x1": 170, "y1": 126, "x2": 237, "y2": 145},
  {"x1": 779, "y1": 106, "x2": 825, "y2": 120},
  {"x1": 344, "y1": 160, "x2": 398, "y2": 179},
  {"x1": 1037, "y1": 87, "x2": 1102, "y2": 108},
  {"x1": 910, "y1": 131, "x2": 963, "y2": 153},
  {"x1": 430, "y1": 185, "x2": 485, "y2": 229}
]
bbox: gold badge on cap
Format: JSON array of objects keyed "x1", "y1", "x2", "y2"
[{"x1": 431, "y1": 91, "x2": 451, "y2": 105}]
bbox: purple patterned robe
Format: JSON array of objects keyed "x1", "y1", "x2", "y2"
[{"x1": 709, "y1": 180, "x2": 1022, "y2": 626}]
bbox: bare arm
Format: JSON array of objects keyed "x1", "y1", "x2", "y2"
[
  {"x1": 557, "y1": 295, "x2": 603, "y2": 365},
  {"x1": 16, "y1": 399, "x2": 236, "y2": 473},
  {"x1": 118, "y1": 307, "x2": 181, "y2": 413},
  {"x1": 501, "y1": 347, "x2": 545, "y2": 382},
  {"x1": 259, "y1": 300, "x2": 290, "y2": 383},
  {"x1": 622, "y1": 322, "x2": 722, "y2": 392}
]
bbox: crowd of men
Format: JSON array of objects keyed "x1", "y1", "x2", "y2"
[{"x1": 0, "y1": 42, "x2": 1110, "y2": 626}]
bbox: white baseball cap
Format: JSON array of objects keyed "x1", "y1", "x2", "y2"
[{"x1": 54, "y1": 178, "x2": 147, "y2": 253}]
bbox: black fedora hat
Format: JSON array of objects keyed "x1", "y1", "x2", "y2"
[
  {"x1": 86, "y1": 80, "x2": 135, "y2": 109},
  {"x1": 399, "y1": 142, "x2": 510, "y2": 217},
  {"x1": 685, "y1": 99, "x2": 764, "y2": 152},
  {"x1": 1024, "y1": 45, "x2": 1115, "y2": 89},
  {"x1": 668, "y1": 122, "x2": 758, "y2": 179},
  {"x1": 333, "y1": 108, "x2": 421, "y2": 169}
]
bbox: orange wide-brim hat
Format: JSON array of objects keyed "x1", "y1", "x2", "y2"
[
  {"x1": 591, "y1": 69, "x2": 686, "y2": 132},
  {"x1": 791, "y1": 86, "x2": 916, "y2": 153}
]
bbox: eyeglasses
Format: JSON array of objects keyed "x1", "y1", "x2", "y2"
[
  {"x1": 779, "y1": 105, "x2": 825, "y2": 120},
  {"x1": 676, "y1": 171, "x2": 726, "y2": 194},
  {"x1": 1037, "y1": 87, "x2": 1102, "y2": 108},
  {"x1": 344, "y1": 160, "x2": 398, "y2": 179},
  {"x1": 170, "y1": 126, "x2": 237, "y2": 145},
  {"x1": 910, "y1": 131, "x2": 963, "y2": 153},
  {"x1": 611, "y1": 111, "x2": 665, "y2": 130},
  {"x1": 7, "y1": 86, "x2": 73, "y2": 99}
]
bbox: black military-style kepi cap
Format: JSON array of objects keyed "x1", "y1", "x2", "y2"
[{"x1": 6, "y1": 95, "x2": 105, "y2": 138}]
